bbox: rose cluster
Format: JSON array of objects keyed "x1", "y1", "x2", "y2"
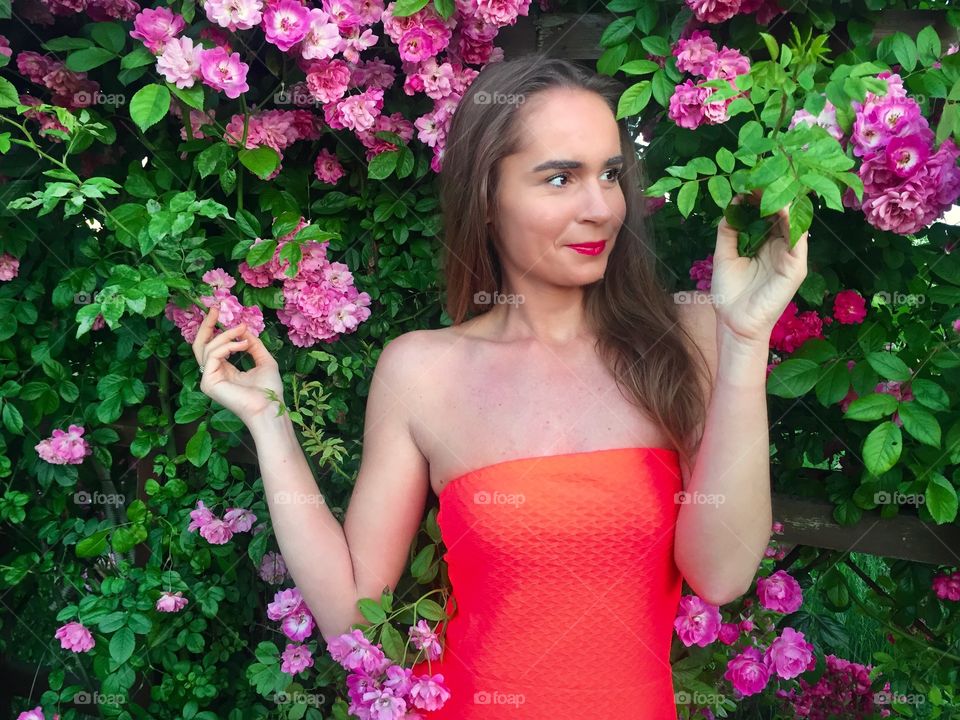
[
  {"x1": 801, "y1": 71, "x2": 960, "y2": 236},
  {"x1": 327, "y1": 627, "x2": 451, "y2": 717},
  {"x1": 668, "y1": 30, "x2": 750, "y2": 130},
  {"x1": 775, "y1": 655, "x2": 892, "y2": 719},
  {"x1": 237, "y1": 217, "x2": 372, "y2": 347},
  {"x1": 165, "y1": 267, "x2": 266, "y2": 343},
  {"x1": 674, "y1": 567, "x2": 815, "y2": 699},
  {"x1": 684, "y1": 0, "x2": 783, "y2": 25},
  {"x1": 35, "y1": 423, "x2": 93, "y2": 465},
  {"x1": 186, "y1": 499, "x2": 258, "y2": 545}
]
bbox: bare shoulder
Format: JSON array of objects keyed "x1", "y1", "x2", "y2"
[
  {"x1": 373, "y1": 328, "x2": 458, "y2": 449},
  {"x1": 671, "y1": 291, "x2": 719, "y2": 385}
]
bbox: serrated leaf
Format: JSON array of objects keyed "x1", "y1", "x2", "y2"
[
  {"x1": 862, "y1": 421, "x2": 902, "y2": 476},
  {"x1": 676, "y1": 180, "x2": 698, "y2": 218},
  {"x1": 129, "y1": 84, "x2": 170, "y2": 133},
  {"x1": 707, "y1": 175, "x2": 731, "y2": 208},
  {"x1": 897, "y1": 403, "x2": 940, "y2": 447}
]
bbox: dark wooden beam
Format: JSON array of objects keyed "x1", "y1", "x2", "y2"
[{"x1": 773, "y1": 494, "x2": 960, "y2": 566}]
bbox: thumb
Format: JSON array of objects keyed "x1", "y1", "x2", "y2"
[
  {"x1": 715, "y1": 195, "x2": 743, "y2": 263},
  {"x1": 242, "y1": 329, "x2": 276, "y2": 367}
]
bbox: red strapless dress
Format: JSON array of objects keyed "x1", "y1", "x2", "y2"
[{"x1": 411, "y1": 446, "x2": 684, "y2": 719}]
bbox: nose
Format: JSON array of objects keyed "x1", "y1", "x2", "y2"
[{"x1": 577, "y1": 179, "x2": 616, "y2": 225}]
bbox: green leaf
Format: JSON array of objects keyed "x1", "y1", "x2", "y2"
[
  {"x1": 800, "y1": 173, "x2": 843, "y2": 212},
  {"x1": 185, "y1": 424, "x2": 212, "y2": 467},
  {"x1": 66, "y1": 47, "x2": 116, "y2": 72},
  {"x1": 644, "y1": 176, "x2": 682, "y2": 196},
  {"x1": 246, "y1": 239, "x2": 277, "y2": 268},
  {"x1": 767, "y1": 359, "x2": 819, "y2": 398},
  {"x1": 76, "y1": 529, "x2": 110, "y2": 557},
  {"x1": 358, "y1": 597, "x2": 387, "y2": 624},
  {"x1": 925, "y1": 474, "x2": 958, "y2": 524},
  {"x1": 98, "y1": 611, "x2": 128, "y2": 633},
  {"x1": 109, "y1": 627, "x2": 136, "y2": 664},
  {"x1": 891, "y1": 32, "x2": 918, "y2": 72},
  {"x1": 44, "y1": 36, "x2": 95, "y2": 51},
  {"x1": 760, "y1": 173, "x2": 800, "y2": 216},
  {"x1": 689, "y1": 156, "x2": 717, "y2": 175},
  {"x1": 238, "y1": 146, "x2": 280, "y2": 179},
  {"x1": 120, "y1": 46, "x2": 155, "y2": 70},
  {"x1": 844, "y1": 392, "x2": 898, "y2": 421},
  {"x1": 91, "y1": 22, "x2": 127, "y2": 53},
  {"x1": 911, "y1": 379, "x2": 950, "y2": 411},
  {"x1": 616, "y1": 80, "x2": 651, "y2": 119},
  {"x1": 600, "y1": 17, "x2": 635, "y2": 48},
  {"x1": 640, "y1": 35, "x2": 670, "y2": 56},
  {"x1": 129, "y1": 84, "x2": 171, "y2": 133},
  {"x1": 715, "y1": 147, "x2": 735, "y2": 173},
  {"x1": 758, "y1": 32, "x2": 779, "y2": 61},
  {"x1": 917, "y1": 25, "x2": 942, "y2": 66},
  {"x1": 168, "y1": 82, "x2": 204, "y2": 111},
  {"x1": 788, "y1": 194, "x2": 813, "y2": 245},
  {"x1": 815, "y1": 361, "x2": 852, "y2": 407},
  {"x1": 0, "y1": 77, "x2": 18, "y2": 108},
  {"x1": 862, "y1": 421, "x2": 902, "y2": 476},
  {"x1": 897, "y1": 403, "x2": 941, "y2": 447},
  {"x1": 417, "y1": 598, "x2": 446, "y2": 621},
  {"x1": 707, "y1": 175, "x2": 732, "y2": 208},
  {"x1": 676, "y1": 180, "x2": 698, "y2": 218},
  {"x1": 379, "y1": 623, "x2": 406, "y2": 662},
  {"x1": 651, "y1": 69, "x2": 673, "y2": 107},
  {"x1": 866, "y1": 352, "x2": 912, "y2": 381},
  {"x1": 391, "y1": 0, "x2": 428, "y2": 15},
  {"x1": 195, "y1": 142, "x2": 232, "y2": 179},
  {"x1": 619, "y1": 59, "x2": 660, "y2": 75},
  {"x1": 368, "y1": 150, "x2": 399, "y2": 180}
]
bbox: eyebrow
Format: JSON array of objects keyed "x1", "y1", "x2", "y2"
[{"x1": 531, "y1": 155, "x2": 625, "y2": 173}]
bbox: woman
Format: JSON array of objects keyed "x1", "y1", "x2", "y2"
[{"x1": 193, "y1": 55, "x2": 808, "y2": 718}]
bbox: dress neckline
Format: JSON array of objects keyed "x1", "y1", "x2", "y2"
[{"x1": 437, "y1": 445, "x2": 680, "y2": 500}]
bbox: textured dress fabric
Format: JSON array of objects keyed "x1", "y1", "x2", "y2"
[{"x1": 410, "y1": 446, "x2": 684, "y2": 719}]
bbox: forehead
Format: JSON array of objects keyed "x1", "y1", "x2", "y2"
[{"x1": 510, "y1": 88, "x2": 621, "y2": 157}]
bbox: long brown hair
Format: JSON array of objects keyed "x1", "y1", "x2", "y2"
[{"x1": 438, "y1": 53, "x2": 710, "y2": 468}]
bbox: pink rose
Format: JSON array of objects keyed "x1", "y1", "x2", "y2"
[
  {"x1": 756, "y1": 570, "x2": 803, "y2": 614},
  {"x1": 673, "y1": 594, "x2": 722, "y2": 647}
]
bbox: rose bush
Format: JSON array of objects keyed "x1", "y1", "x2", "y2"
[{"x1": 2, "y1": 0, "x2": 960, "y2": 717}]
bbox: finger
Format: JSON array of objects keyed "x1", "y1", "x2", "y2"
[
  {"x1": 202, "y1": 337, "x2": 250, "y2": 375},
  {"x1": 192, "y1": 306, "x2": 220, "y2": 361},
  {"x1": 201, "y1": 323, "x2": 247, "y2": 364},
  {"x1": 241, "y1": 329, "x2": 277, "y2": 367},
  {"x1": 714, "y1": 213, "x2": 741, "y2": 263}
]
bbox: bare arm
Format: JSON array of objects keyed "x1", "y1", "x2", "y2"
[{"x1": 248, "y1": 332, "x2": 431, "y2": 641}]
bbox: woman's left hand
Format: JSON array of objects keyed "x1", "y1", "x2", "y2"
[{"x1": 709, "y1": 190, "x2": 810, "y2": 347}]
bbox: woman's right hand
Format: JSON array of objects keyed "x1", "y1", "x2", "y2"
[{"x1": 192, "y1": 306, "x2": 286, "y2": 425}]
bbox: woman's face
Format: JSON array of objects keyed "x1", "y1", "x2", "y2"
[{"x1": 489, "y1": 87, "x2": 628, "y2": 290}]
